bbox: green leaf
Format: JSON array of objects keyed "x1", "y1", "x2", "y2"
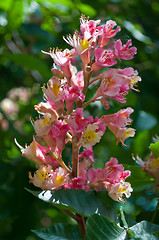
[
  {"x1": 84, "y1": 214, "x2": 126, "y2": 240},
  {"x1": 133, "y1": 130, "x2": 149, "y2": 155},
  {"x1": 32, "y1": 223, "x2": 81, "y2": 240},
  {"x1": 149, "y1": 141, "x2": 159, "y2": 158},
  {"x1": 7, "y1": 0, "x2": 23, "y2": 30},
  {"x1": 26, "y1": 188, "x2": 119, "y2": 222},
  {"x1": 135, "y1": 111, "x2": 157, "y2": 131},
  {"x1": 0, "y1": 0, "x2": 12, "y2": 11},
  {"x1": 4, "y1": 53, "x2": 51, "y2": 79},
  {"x1": 123, "y1": 165, "x2": 153, "y2": 190},
  {"x1": 77, "y1": 3, "x2": 96, "y2": 17},
  {"x1": 130, "y1": 221, "x2": 159, "y2": 240}
]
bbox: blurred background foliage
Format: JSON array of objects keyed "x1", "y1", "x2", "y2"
[{"x1": 0, "y1": 0, "x2": 159, "y2": 239}]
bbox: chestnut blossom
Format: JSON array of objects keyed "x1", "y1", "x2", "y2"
[
  {"x1": 98, "y1": 20, "x2": 121, "y2": 47},
  {"x1": 92, "y1": 48, "x2": 117, "y2": 70},
  {"x1": 68, "y1": 108, "x2": 93, "y2": 135},
  {"x1": 106, "y1": 181, "x2": 133, "y2": 202},
  {"x1": 108, "y1": 123, "x2": 135, "y2": 146},
  {"x1": 100, "y1": 107, "x2": 134, "y2": 127},
  {"x1": 63, "y1": 85, "x2": 85, "y2": 113},
  {"x1": 42, "y1": 48, "x2": 75, "y2": 79},
  {"x1": 17, "y1": 15, "x2": 139, "y2": 203},
  {"x1": 63, "y1": 34, "x2": 92, "y2": 67},
  {"x1": 80, "y1": 15, "x2": 102, "y2": 41},
  {"x1": 134, "y1": 149, "x2": 159, "y2": 182},
  {"x1": 15, "y1": 138, "x2": 59, "y2": 168},
  {"x1": 80, "y1": 123, "x2": 105, "y2": 148},
  {"x1": 71, "y1": 71, "x2": 84, "y2": 91},
  {"x1": 29, "y1": 166, "x2": 69, "y2": 190},
  {"x1": 114, "y1": 39, "x2": 137, "y2": 60},
  {"x1": 95, "y1": 68, "x2": 141, "y2": 103}
]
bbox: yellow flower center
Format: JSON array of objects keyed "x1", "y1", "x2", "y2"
[
  {"x1": 39, "y1": 169, "x2": 49, "y2": 182},
  {"x1": 52, "y1": 82, "x2": 60, "y2": 96},
  {"x1": 81, "y1": 38, "x2": 90, "y2": 51},
  {"x1": 153, "y1": 157, "x2": 159, "y2": 168},
  {"x1": 124, "y1": 129, "x2": 131, "y2": 136},
  {"x1": 55, "y1": 175, "x2": 64, "y2": 186},
  {"x1": 42, "y1": 116, "x2": 52, "y2": 127},
  {"x1": 84, "y1": 130, "x2": 96, "y2": 142},
  {"x1": 118, "y1": 186, "x2": 126, "y2": 193}
]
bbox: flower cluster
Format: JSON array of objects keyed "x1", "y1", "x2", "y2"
[
  {"x1": 134, "y1": 139, "x2": 159, "y2": 193},
  {"x1": 17, "y1": 15, "x2": 140, "y2": 202}
]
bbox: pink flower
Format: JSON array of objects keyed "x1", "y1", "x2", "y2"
[
  {"x1": 80, "y1": 123, "x2": 106, "y2": 148},
  {"x1": 63, "y1": 34, "x2": 93, "y2": 67},
  {"x1": 42, "y1": 77, "x2": 65, "y2": 112},
  {"x1": 71, "y1": 71, "x2": 84, "y2": 91},
  {"x1": 100, "y1": 107, "x2": 134, "y2": 128},
  {"x1": 42, "y1": 48, "x2": 75, "y2": 79},
  {"x1": 96, "y1": 68, "x2": 124, "y2": 99},
  {"x1": 108, "y1": 123, "x2": 135, "y2": 145},
  {"x1": 134, "y1": 153, "x2": 159, "y2": 180},
  {"x1": 102, "y1": 157, "x2": 131, "y2": 184},
  {"x1": 80, "y1": 15, "x2": 102, "y2": 41},
  {"x1": 15, "y1": 138, "x2": 59, "y2": 168},
  {"x1": 95, "y1": 68, "x2": 140, "y2": 103},
  {"x1": 114, "y1": 39, "x2": 137, "y2": 60},
  {"x1": 106, "y1": 181, "x2": 133, "y2": 202},
  {"x1": 43, "y1": 120, "x2": 69, "y2": 153},
  {"x1": 63, "y1": 85, "x2": 85, "y2": 113},
  {"x1": 71, "y1": 177, "x2": 89, "y2": 190},
  {"x1": 68, "y1": 108, "x2": 93, "y2": 134},
  {"x1": 79, "y1": 147, "x2": 94, "y2": 163},
  {"x1": 87, "y1": 168, "x2": 104, "y2": 190},
  {"x1": 29, "y1": 166, "x2": 69, "y2": 190},
  {"x1": 92, "y1": 48, "x2": 117, "y2": 70},
  {"x1": 34, "y1": 101, "x2": 59, "y2": 120},
  {"x1": 98, "y1": 20, "x2": 121, "y2": 47}
]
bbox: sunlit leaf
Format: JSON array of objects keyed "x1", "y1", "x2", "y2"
[
  {"x1": 26, "y1": 188, "x2": 119, "y2": 223},
  {"x1": 85, "y1": 214, "x2": 126, "y2": 240},
  {"x1": 0, "y1": 0, "x2": 12, "y2": 11},
  {"x1": 77, "y1": 3, "x2": 96, "y2": 17},
  {"x1": 149, "y1": 141, "x2": 159, "y2": 158},
  {"x1": 130, "y1": 221, "x2": 159, "y2": 240}
]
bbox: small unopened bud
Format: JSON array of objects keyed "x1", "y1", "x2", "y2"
[{"x1": 100, "y1": 98, "x2": 110, "y2": 110}]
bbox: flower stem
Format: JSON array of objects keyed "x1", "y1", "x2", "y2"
[
  {"x1": 82, "y1": 96, "x2": 97, "y2": 109},
  {"x1": 71, "y1": 136, "x2": 79, "y2": 178},
  {"x1": 82, "y1": 69, "x2": 92, "y2": 95},
  {"x1": 151, "y1": 198, "x2": 159, "y2": 223},
  {"x1": 89, "y1": 76, "x2": 101, "y2": 85},
  {"x1": 76, "y1": 214, "x2": 86, "y2": 239},
  {"x1": 55, "y1": 205, "x2": 86, "y2": 239},
  {"x1": 51, "y1": 152, "x2": 71, "y2": 173}
]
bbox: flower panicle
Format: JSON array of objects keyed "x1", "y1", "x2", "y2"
[{"x1": 16, "y1": 15, "x2": 141, "y2": 202}]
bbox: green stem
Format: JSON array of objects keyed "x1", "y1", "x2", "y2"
[
  {"x1": 51, "y1": 152, "x2": 71, "y2": 173},
  {"x1": 82, "y1": 96, "x2": 97, "y2": 109},
  {"x1": 120, "y1": 206, "x2": 128, "y2": 228},
  {"x1": 89, "y1": 76, "x2": 101, "y2": 85},
  {"x1": 151, "y1": 198, "x2": 159, "y2": 223},
  {"x1": 82, "y1": 70, "x2": 92, "y2": 95},
  {"x1": 71, "y1": 136, "x2": 79, "y2": 178}
]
